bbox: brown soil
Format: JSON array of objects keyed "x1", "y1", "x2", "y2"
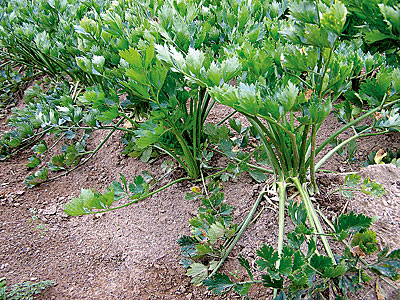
[{"x1": 1, "y1": 103, "x2": 400, "y2": 300}]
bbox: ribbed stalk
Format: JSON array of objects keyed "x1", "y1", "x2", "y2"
[{"x1": 292, "y1": 177, "x2": 335, "y2": 263}]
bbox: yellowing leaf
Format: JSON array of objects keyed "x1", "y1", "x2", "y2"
[
  {"x1": 191, "y1": 186, "x2": 201, "y2": 194},
  {"x1": 374, "y1": 149, "x2": 387, "y2": 164}
]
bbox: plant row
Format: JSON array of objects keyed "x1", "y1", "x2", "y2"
[{"x1": 1, "y1": 0, "x2": 400, "y2": 298}]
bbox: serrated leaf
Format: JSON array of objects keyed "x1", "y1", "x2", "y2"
[
  {"x1": 186, "y1": 47, "x2": 205, "y2": 75},
  {"x1": 310, "y1": 254, "x2": 332, "y2": 272},
  {"x1": 24, "y1": 168, "x2": 48, "y2": 188},
  {"x1": 249, "y1": 170, "x2": 268, "y2": 183},
  {"x1": 238, "y1": 254, "x2": 253, "y2": 280},
  {"x1": 219, "y1": 139, "x2": 235, "y2": 158},
  {"x1": 208, "y1": 222, "x2": 225, "y2": 243},
  {"x1": 344, "y1": 174, "x2": 361, "y2": 188},
  {"x1": 233, "y1": 283, "x2": 251, "y2": 296},
  {"x1": 279, "y1": 256, "x2": 293, "y2": 276},
  {"x1": 361, "y1": 178, "x2": 386, "y2": 198},
  {"x1": 126, "y1": 68, "x2": 148, "y2": 85},
  {"x1": 203, "y1": 273, "x2": 234, "y2": 294},
  {"x1": 256, "y1": 244, "x2": 279, "y2": 270},
  {"x1": 323, "y1": 260, "x2": 347, "y2": 278},
  {"x1": 32, "y1": 142, "x2": 47, "y2": 155},
  {"x1": 307, "y1": 239, "x2": 316, "y2": 258},
  {"x1": 26, "y1": 155, "x2": 41, "y2": 169},
  {"x1": 222, "y1": 57, "x2": 241, "y2": 82},
  {"x1": 293, "y1": 251, "x2": 305, "y2": 271},
  {"x1": 119, "y1": 47, "x2": 142, "y2": 70},
  {"x1": 97, "y1": 106, "x2": 119, "y2": 122},
  {"x1": 186, "y1": 263, "x2": 208, "y2": 286},
  {"x1": 261, "y1": 273, "x2": 283, "y2": 288},
  {"x1": 334, "y1": 211, "x2": 372, "y2": 234}
]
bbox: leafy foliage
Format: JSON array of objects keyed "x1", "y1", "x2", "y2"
[
  {"x1": 1, "y1": 1, "x2": 400, "y2": 299},
  {"x1": 64, "y1": 173, "x2": 150, "y2": 216},
  {"x1": 337, "y1": 174, "x2": 386, "y2": 199},
  {"x1": 178, "y1": 182, "x2": 238, "y2": 285},
  {"x1": 204, "y1": 201, "x2": 400, "y2": 299},
  {"x1": 0, "y1": 278, "x2": 55, "y2": 300}
]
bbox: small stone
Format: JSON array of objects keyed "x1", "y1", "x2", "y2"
[
  {"x1": 30, "y1": 277, "x2": 37, "y2": 281},
  {"x1": 93, "y1": 213, "x2": 105, "y2": 219},
  {"x1": 43, "y1": 205, "x2": 57, "y2": 215},
  {"x1": 15, "y1": 190, "x2": 25, "y2": 196},
  {"x1": 13, "y1": 203, "x2": 20, "y2": 207}
]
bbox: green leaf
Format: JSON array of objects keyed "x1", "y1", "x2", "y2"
[
  {"x1": 238, "y1": 254, "x2": 253, "y2": 280},
  {"x1": 323, "y1": 260, "x2": 347, "y2": 278},
  {"x1": 32, "y1": 142, "x2": 47, "y2": 155},
  {"x1": 140, "y1": 147, "x2": 152, "y2": 163},
  {"x1": 256, "y1": 244, "x2": 279, "y2": 270},
  {"x1": 203, "y1": 273, "x2": 234, "y2": 294},
  {"x1": 222, "y1": 57, "x2": 241, "y2": 82},
  {"x1": 279, "y1": 256, "x2": 293, "y2": 276},
  {"x1": 249, "y1": 170, "x2": 268, "y2": 183},
  {"x1": 293, "y1": 251, "x2": 305, "y2": 271},
  {"x1": 126, "y1": 68, "x2": 148, "y2": 85},
  {"x1": 274, "y1": 291, "x2": 287, "y2": 300},
  {"x1": 310, "y1": 254, "x2": 332, "y2": 272},
  {"x1": 92, "y1": 55, "x2": 105, "y2": 73},
  {"x1": 361, "y1": 178, "x2": 386, "y2": 198},
  {"x1": 186, "y1": 263, "x2": 208, "y2": 286},
  {"x1": 98, "y1": 106, "x2": 119, "y2": 122},
  {"x1": 289, "y1": 1, "x2": 316, "y2": 24},
  {"x1": 119, "y1": 47, "x2": 143, "y2": 70},
  {"x1": 344, "y1": 174, "x2": 361, "y2": 188},
  {"x1": 206, "y1": 62, "x2": 223, "y2": 86},
  {"x1": 196, "y1": 244, "x2": 212, "y2": 257},
  {"x1": 351, "y1": 230, "x2": 378, "y2": 255},
  {"x1": 334, "y1": 211, "x2": 372, "y2": 235},
  {"x1": 144, "y1": 43, "x2": 155, "y2": 69},
  {"x1": 76, "y1": 56, "x2": 92, "y2": 73},
  {"x1": 186, "y1": 47, "x2": 205, "y2": 75},
  {"x1": 128, "y1": 175, "x2": 148, "y2": 197},
  {"x1": 261, "y1": 273, "x2": 283, "y2": 288},
  {"x1": 321, "y1": 1, "x2": 347, "y2": 34},
  {"x1": 26, "y1": 155, "x2": 41, "y2": 169},
  {"x1": 233, "y1": 283, "x2": 251, "y2": 296},
  {"x1": 208, "y1": 222, "x2": 225, "y2": 243},
  {"x1": 24, "y1": 168, "x2": 49, "y2": 188},
  {"x1": 219, "y1": 139, "x2": 236, "y2": 158}
]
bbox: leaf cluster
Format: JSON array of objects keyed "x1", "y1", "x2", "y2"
[
  {"x1": 0, "y1": 278, "x2": 55, "y2": 300},
  {"x1": 204, "y1": 200, "x2": 400, "y2": 299},
  {"x1": 178, "y1": 183, "x2": 238, "y2": 286}
]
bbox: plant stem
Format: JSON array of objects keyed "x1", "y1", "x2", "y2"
[
  {"x1": 315, "y1": 129, "x2": 388, "y2": 172},
  {"x1": 211, "y1": 148, "x2": 274, "y2": 174},
  {"x1": 248, "y1": 118, "x2": 282, "y2": 180},
  {"x1": 48, "y1": 118, "x2": 124, "y2": 181},
  {"x1": 83, "y1": 176, "x2": 190, "y2": 214},
  {"x1": 315, "y1": 98, "x2": 400, "y2": 158},
  {"x1": 310, "y1": 125, "x2": 318, "y2": 190},
  {"x1": 209, "y1": 186, "x2": 267, "y2": 277},
  {"x1": 276, "y1": 181, "x2": 286, "y2": 264},
  {"x1": 292, "y1": 177, "x2": 335, "y2": 263},
  {"x1": 217, "y1": 110, "x2": 236, "y2": 126},
  {"x1": 299, "y1": 124, "x2": 310, "y2": 181}
]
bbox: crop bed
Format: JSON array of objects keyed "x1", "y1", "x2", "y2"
[{"x1": 1, "y1": 0, "x2": 400, "y2": 299}]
